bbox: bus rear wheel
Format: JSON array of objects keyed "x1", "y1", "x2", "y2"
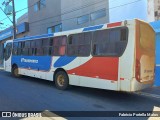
[
  {"x1": 12, "y1": 66, "x2": 21, "y2": 78},
  {"x1": 55, "y1": 71, "x2": 69, "y2": 90}
]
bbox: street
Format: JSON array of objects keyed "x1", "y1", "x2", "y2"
[{"x1": 0, "y1": 70, "x2": 160, "y2": 120}]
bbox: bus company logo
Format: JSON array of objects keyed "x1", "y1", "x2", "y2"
[
  {"x1": 144, "y1": 70, "x2": 153, "y2": 73},
  {"x1": 21, "y1": 58, "x2": 38, "y2": 64}
]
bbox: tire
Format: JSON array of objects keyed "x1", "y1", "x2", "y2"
[
  {"x1": 55, "y1": 71, "x2": 69, "y2": 90},
  {"x1": 12, "y1": 66, "x2": 21, "y2": 78}
]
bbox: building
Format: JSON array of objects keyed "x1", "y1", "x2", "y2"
[
  {"x1": 61, "y1": 0, "x2": 109, "y2": 31},
  {"x1": 28, "y1": 0, "x2": 61, "y2": 36},
  {"x1": 110, "y1": 0, "x2": 160, "y2": 23},
  {"x1": 28, "y1": 0, "x2": 109, "y2": 35},
  {"x1": 17, "y1": 12, "x2": 28, "y2": 25},
  {"x1": 154, "y1": 0, "x2": 160, "y2": 21},
  {"x1": 150, "y1": 21, "x2": 160, "y2": 86}
]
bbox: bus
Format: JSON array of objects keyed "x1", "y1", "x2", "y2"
[{"x1": 4, "y1": 19, "x2": 155, "y2": 92}]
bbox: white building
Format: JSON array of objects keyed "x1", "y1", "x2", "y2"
[{"x1": 109, "y1": 0, "x2": 160, "y2": 23}]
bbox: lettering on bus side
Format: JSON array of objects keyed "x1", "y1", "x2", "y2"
[{"x1": 21, "y1": 58, "x2": 38, "y2": 64}]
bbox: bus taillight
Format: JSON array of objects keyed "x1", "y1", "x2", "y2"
[{"x1": 136, "y1": 59, "x2": 141, "y2": 82}]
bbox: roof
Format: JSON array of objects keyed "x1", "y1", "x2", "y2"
[{"x1": 150, "y1": 20, "x2": 160, "y2": 33}]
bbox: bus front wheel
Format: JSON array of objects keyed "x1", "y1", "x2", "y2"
[
  {"x1": 12, "y1": 66, "x2": 21, "y2": 78},
  {"x1": 55, "y1": 71, "x2": 69, "y2": 90}
]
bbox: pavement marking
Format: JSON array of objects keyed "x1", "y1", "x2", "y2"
[
  {"x1": 148, "y1": 106, "x2": 160, "y2": 120},
  {"x1": 135, "y1": 92, "x2": 160, "y2": 99}
]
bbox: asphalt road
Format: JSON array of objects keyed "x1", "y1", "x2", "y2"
[{"x1": 0, "y1": 70, "x2": 159, "y2": 120}]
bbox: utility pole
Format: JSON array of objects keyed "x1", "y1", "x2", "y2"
[
  {"x1": 12, "y1": 0, "x2": 16, "y2": 39},
  {"x1": 1, "y1": 0, "x2": 16, "y2": 39}
]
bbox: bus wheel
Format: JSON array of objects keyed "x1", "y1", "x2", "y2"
[
  {"x1": 12, "y1": 66, "x2": 21, "y2": 78},
  {"x1": 55, "y1": 71, "x2": 69, "y2": 90}
]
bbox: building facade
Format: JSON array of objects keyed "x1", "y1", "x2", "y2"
[
  {"x1": 61, "y1": 0, "x2": 109, "y2": 31},
  {"x1": 150, "y1": 20, "x2": 160, "y2": 86},
  {"x1": 28, "y1": 0, "x2": 109, "y2": 35},
  {"x1": 28, "y1": 0, "x2": 61, "y2": 36},
  {"x1": 110, "y1": 0, "x2": 160, "y2": 23},
  {"x1": 154, "y1": 0, "x2": 160, "y2": 21}
]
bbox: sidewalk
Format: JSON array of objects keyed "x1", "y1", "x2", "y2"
[
  {"x1": 138, "y1": 86, "x2": 160, "y2": 99},
  {"x1": 142, "y1": 86, "x2": 160, "y2": 95}
]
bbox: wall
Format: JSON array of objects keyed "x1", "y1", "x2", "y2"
[
  {"x1": 147, "y1": 0, "x2": 155, "y2": 22},
  {"x1": 28, "y1": 0, "x2": 61, "y2": 36},
  {"x1": 109, "y1": 0, "x2": 148, "y2": 22},
  {"x1": 17, "y1": 13, "x2": 29, "y2": 25},
  {"x1": 61, "y1": 0, "x2": 109, "y2": 31},
  {"x1": 155, "y1": 33, "x2": 160, "y2": 86}
]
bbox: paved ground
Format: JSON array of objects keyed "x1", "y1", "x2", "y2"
[{"x1": 0, "y1": 70, "x2": 159, "y2": 120}]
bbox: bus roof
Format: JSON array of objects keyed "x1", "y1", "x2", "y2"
[
  {"x1": 14, "y1": 33, "x2": 54, "y2": 42},
  {"x1": 14, "y1": 19, "x2": 144, "y2": 42}
]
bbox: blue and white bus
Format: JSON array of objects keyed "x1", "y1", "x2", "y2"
[{"x1": 4, "y1": 19, "x2": 155, "y2": 92}]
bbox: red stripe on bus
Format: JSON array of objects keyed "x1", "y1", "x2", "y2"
[
  {"x1": 120, "y1": 78, "x2": 125, "y2": 80},
  {"x1": 107, "y1": 22, "x2": 122, "y2": 28},
  {"x1": 67, "y1": 57, "x2": 119, "y2": 81}
]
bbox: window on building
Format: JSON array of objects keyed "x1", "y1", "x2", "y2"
[
  {"x1": 47, "y1": 24, "x2": 62, "y2": 34},
  {"x1": 40, "y1": 0, "x2": 46, "y2": 9},
  {"x1": 77, "y1": 14, "x2": 89, "y2": 25},
  {"x1": 91, "y1": 9, "x2": 106, "y2": 21},
  {"x1": 34, "y1": 2, "x2": 40, "y2": 12},
  {"x1": 67, "y1": 32, "x2": 91, "y2": 56},
  {"x1": 92, "y1": 27, "x2": 128, "y2": 57},
  {"x1": 34, "y1": 0, "x2": 46, "y2": 12},
  {"x1": 155, "y1": 11, "x2": 158, "y2": 17}
]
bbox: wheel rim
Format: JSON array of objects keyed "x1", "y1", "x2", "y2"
[
  {"x1": 57, "y1": 75, "x2": 65, "y2": 87},
  {"x1": 14, "y1": 68, "x2": 18, "y2": 76}
]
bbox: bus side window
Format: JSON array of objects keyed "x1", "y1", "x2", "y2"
[
  {"x1": 35, "y1": 39, "x2": 44, "y2": 56},
  {"x1": 67, "y1": 33, "x2": 91, "y2": 56},
  {"x1": 52, "y1": 36, "x2": 67, "y2": 56}
]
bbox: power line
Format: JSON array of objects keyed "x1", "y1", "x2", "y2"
[
  {"x1": 30, "y1": 0, "x2": 106, "y2": 24},
  {"x1": 30, "y1": 0, "x2": 143, "y2": 28},
  {"x1": 0, "y1": 1, "x2": 36, "y2": 22},
  {"x1": 30, "y1": 3, "x2": 107, "y2": 28},
  {"x1": 0, "y1": 0, "x2": 143, "y2": 30}
]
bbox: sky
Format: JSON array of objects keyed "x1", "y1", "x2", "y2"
[{"x1": 0, "y1": 0, "x2": 28, "y2": 31}]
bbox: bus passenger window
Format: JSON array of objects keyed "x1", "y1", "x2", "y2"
[
  {"x1": 52, "y1": 36, "x2": 67, "y2": 56},
  {"x1": 92, "y1": 27, "x2": 128, "y2": 57},
  {"x1": 36, "y1": 48, "x2": 44, "y2": 56},
  {"x1": 59, "y1": 46, "x2": 65, "y2": 55},
  {"x1": 22, "y1": 48, "x2": 29, "y2": 56},
  {"x1": 68, "y1": 36, "x2": 73, "y2": 44},
  {"x1": 67, "y1": 32, "x2": 91, "y2": 56}
]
